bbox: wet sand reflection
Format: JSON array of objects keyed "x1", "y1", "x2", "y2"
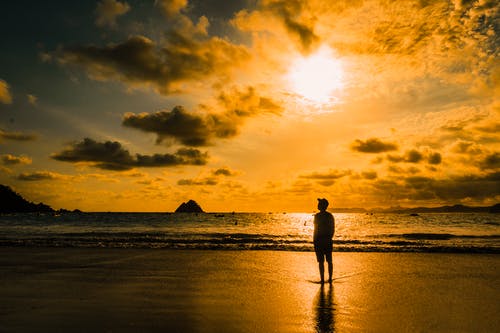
[{"x1": 314, "y1": 284, "x2": 335, "y2": 333}]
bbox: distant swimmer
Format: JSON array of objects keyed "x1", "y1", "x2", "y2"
[{"x1": 313, "y1": 198, "x2": 335, "y2": 284}]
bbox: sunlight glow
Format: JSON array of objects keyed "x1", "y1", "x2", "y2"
[{"x1": 287, "y1": 46, "x2": 344, "y2": 104}]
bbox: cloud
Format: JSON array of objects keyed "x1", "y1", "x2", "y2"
[
  {"x1": 299, "y1": 169, "x2": 351, "y2": 186},
  {"x1": 402, "y1": 172, "x2": 500, "y2": 201},
  {"x1": 386, "y1": 149, "x2": 443, "y2": 166},
  {"x1": 155, "y1": 0, "x2": 187, "y2": 18},
  {"x1": 0, "y1": 129, "x2": 37, "y2": 142},
  {"x1": 351, "y1": 138, "x2": 398, "y2": 153},
  {"x1": 212, "y1": 167, "x2": 236, "y2": 176},
  {"x1": 451, "y1": 140, "x2": 484, "y2": 155},
  {"x1": 95, "y1": 0, "x2": 130, "y2": 28},
  {"x1": 123, "y1": 87, "x2": 282, "y2": 146},
  {"x1": 387, "y1": 165, "x2": 420, "y2": 175},
  {"x1": 27, "y1": 94, "x2": 38, "y2": 106},
  {"x1": 480, "y1": 152, "x2": 500, "y2": 170},
  {"x1": 17, "y1": 171, "x2": 66, "y2": 181},
  {"x1": 367, "y1": 171, "x2": 500, "y2": 203},
  {"x1": 0, "y1": 79, "x2": 13, "y2": 104},
  {"x1": 233, "y1": 0, "x2": 319, "y2": 53},
  {"x1": 361, "y1": 171, "x2": 378, "y2": 180},
  {"x1": 51, "y1": 138, "x2": 208, "y2": 170},
  {"x1": 427, "y1": 152, "x2": 442, "y2": 165},
  {"x1": 476, "y1": 123, "x2": 500, "y2": 134},
  {"x1": 1, "y1": 154, "x2": 32, "y2": 165},
  {"x1": 300, "y1": 169, "x2": 351, "y2": 180},
  {"x1": 387, "y1": 149, "x2": 423, "y2": 163},
  {"x1": 56, "y1": 15, "x2": 249, "y2": 95},
  {"x1": 217, "y1": 86, "x2": 283, "y2": 115},
  {"x1": 264, "y1": 0, "x2": 319, "y2": 53},
  {"x1": 177, "y1": 177, "x2": 218, "y2": 186}
]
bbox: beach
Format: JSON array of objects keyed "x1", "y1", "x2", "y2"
[{"x1": 0, "y1": 248, "x2": 498, "y2": 332}]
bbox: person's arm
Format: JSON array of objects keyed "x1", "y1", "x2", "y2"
[
  {"x1": 313, "y1": 214, "x2": 318, "y2": 241},
  {"x1": 330, "y1": 214, "x2": 335, "y2": 239},
  {"x1": 332, "y1": 217, "x2": 335, "y2": 237}
]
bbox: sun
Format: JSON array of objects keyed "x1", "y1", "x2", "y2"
[{"x1": 287, "y1": 46, "x2": 344, "y2": 104}]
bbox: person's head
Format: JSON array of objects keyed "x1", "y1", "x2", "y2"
[{"x1": 317, "y1": 198, "x2": 329, "y2": 211}]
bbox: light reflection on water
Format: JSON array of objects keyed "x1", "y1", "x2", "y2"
[{"x1": 0, "y1": 212, "x2": 498, "y2": 252}]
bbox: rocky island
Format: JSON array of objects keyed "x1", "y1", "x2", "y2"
[{"x1": 175, "y1": 200, "x2": 204, "y2": 213}]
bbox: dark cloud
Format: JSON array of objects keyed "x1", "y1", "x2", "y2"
[
  {"x1": 177, "y1": 177, "x2": 217, "y2": 186},
  {"x1": 451, "y1": 141, "x2": 483, "y2": 155},
  {"x1": 123, "y1": 106, "x2": 215, "y2": 146},
  {"x1": 351, "y1": 138, "x2": 398, "y2": 153},
  {"x1": 300, "y1": 169, "x2": 351, "y2": 186},
  {"x1": 123, "y1": 87, "x2": 282, "y2": 146},
  {"x1": 265, "y1": 0, "x2": 319, "y2": 53},
  {"x1": 17, "y1": 171, "x2": 63, "y2": 181},
  {"x1": 476, "y1": 123, "x2": 500, "y2": 133},
  {"x1": 0, "y1": 129, "x2": 37, "y2": 142},
  {"x1": 387, "y1": 149, "x2": 442, "y2": 165},
  {"x1": 300, "y1": 169, "x2": 351, "y2": 180},
  {"x1": 51, "y1": 138, "x2": 208, "y2": 170},
  {"x1": 403, "y1": 172, "x2": 500, "y2": 201},
  {"x1": 361, "y1": 171, "x2": 378, "y2": 180},
  {"x1": 370, "y1": 171, "x2": 500, "y2": 202},
  {"x1": 406, "y1": 150, "x2": 423, "y2": 163},
  {"x1": 56, "y1": 17, "x2": 249, "y2": 94},
  {"x1": 480, "y1": 152, "x2": 500, "y2": 170},
  {"x1": 212, "y1": 167, "x2": 235, "y2": 176},
  {"x1": 387, "y1": 149, "x2": 423, "y2": 163},
  {"x1": 387, "y1": 165, "x2": 421, "y2": 175},
  {"x1": 427, "y1": 152, "x2": 442, "y2": 165}
]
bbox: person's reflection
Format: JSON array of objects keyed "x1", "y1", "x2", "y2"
[{"x1": 314, "y1": 284, "x2": 335, "y2": 333}]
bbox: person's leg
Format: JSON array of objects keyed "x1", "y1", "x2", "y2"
[
  {"x1": 315, "y1": 247, "x2": 325, "y2": 283},
  {"x1": 318, "y1": 261, "x2": 325, "y2": 284},
  {"x1": 325, "y1": 250, "x2": 333, "y2": 283},
  {"x1": 327, "y1": 261, "x2": 333, "y2": 283}
]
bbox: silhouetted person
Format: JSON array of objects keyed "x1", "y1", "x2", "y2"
[{"x1": 313, "y1": 198, "x2": 335, "y2": 284}]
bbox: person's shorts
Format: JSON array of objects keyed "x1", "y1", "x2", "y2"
[{"x1": 314, "y1": 240, "x2": 333, "y2": 263}]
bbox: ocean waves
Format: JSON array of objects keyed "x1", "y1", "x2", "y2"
[
  {"x1": 1, "y1": 212, "x2": 499, "y2": 253},
  {"x1": 0, "y1": 231, "x2": 498, "y2": 253}
]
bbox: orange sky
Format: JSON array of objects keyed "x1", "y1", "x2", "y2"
[{"x1": 0, "y1": 0, "x2": 498, "y2": 211}]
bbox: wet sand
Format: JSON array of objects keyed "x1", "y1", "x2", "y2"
[{"x1": 0, "y1": 248, "x2": 498, "y2": 332}]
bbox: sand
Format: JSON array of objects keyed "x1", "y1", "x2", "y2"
[{"x1": 0, "y1": 248, "x2": 498, "y2": 332}]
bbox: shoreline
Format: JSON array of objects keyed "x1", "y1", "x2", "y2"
[
  {"x1": 1, "y1": 244, "x2": 498, "y2": 253},
  {"x1": 1, "y1": 248, "x2": 498, "y2": 332}
]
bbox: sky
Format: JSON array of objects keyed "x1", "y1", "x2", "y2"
[{"x1": 0, "y1": 0, "x2": 498, "y2": 212}]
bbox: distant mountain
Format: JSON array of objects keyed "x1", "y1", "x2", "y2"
[
  {"x1": 380, "y1": 204, "x2": 499, "y2": 214},
  {"x1": 330, "y1": 204, "x2": 500, "y2": 214},
  {"x1": 175, "y1": 200, "x2": 204, "y2": 213},
  {"x1": 330, "y1": 207, "x2": 368, "y2": 213},
  {"x1": 0, "y1": 184, "x2": 54, "y2": 213}
]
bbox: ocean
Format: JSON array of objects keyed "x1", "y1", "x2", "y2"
[{"x1": 0, "y1": 212, "x2": 498, "y2": 253}]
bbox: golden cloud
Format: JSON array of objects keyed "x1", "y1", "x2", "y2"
[
  {"x1": 122, "y1": 86, "x2": 282, "y2": 146},
  {"x1": 56, "y1": 13, "x2": 249, "y2": 95},
  {"x1": 0, "y1": 79, "x2": 13, "y2": 104},
  {"x1": 95, "y1": 0, "x2": 130, "y2": 28}
]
